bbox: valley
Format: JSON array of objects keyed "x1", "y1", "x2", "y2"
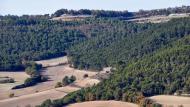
[
  {"x1": 0, "y1": 56, "x2": 111, "y2": 107},
  {"x1": 1, "y1": 5, "x2": 190, "y2": 107}
]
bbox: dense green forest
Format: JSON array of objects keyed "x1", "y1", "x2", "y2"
[
  {"x1": 0, "y1": 15, "x2": 85, "y2": 70},
  {"x1": 0, "y1": 15, "x2": 156, "y2": 71},
  {"x1": 0, "y1": 6, "x2": 190, "y2": 107},
  {"x1": 68, "y1": 18, "x2": 190, "y2": 70},
  {"x1": 39, "y1": 32, "x2": 190, "y2": 107},
  {"x1": 1, "y1": 6, "x2": 190, "y2": 71}
]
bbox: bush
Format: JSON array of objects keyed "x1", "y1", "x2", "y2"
[
  {"x1": 70, "y1": 75, "x2": 76, "y2": 83},
  {"x1": 55, "y1": 82, "x2": 62, "y2": 88},
  {"x1": 62, "y1": 75, "x2": 76, "y2": 86},
  {"x1": 24, "y1": 78, "x2": 35, "y2": 86},
  {"x1": 83, "y1": 74, "x2": 88, "y2": 78},
  {"x1": 9, "y1": 93, "x2": 14, "y2": 98},
  {"x1": 62, "y1": 76, "x2": 70, "y2": 86},
  {"x1": 0, "y1": 78, "x2": 15, "y2": 83}
]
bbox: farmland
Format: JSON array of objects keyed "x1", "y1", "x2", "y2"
[{"x1": 0, "y1": 56, "x2": 110, "y2": 107}]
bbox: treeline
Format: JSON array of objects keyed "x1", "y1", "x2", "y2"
[
  {"x1": 52, "y1": 9, "x2": 133, "y2": 18},
  {"x1": 0, "y1": 15, "x2": 88, "y2": 71},
  {"x1": 38, "y1": 34, "x2": 190, "y2": 107},
  {"x1": 134, "y1": 5, "x2": 190, "y2": 17},
  {"x1": 68, "y1": 18, "x2": 190, "y2": 70},
  {"x1": 52, "y1": 6, "x2": 190, "y2": 18}
]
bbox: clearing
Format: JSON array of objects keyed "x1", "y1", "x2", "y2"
[
  {"x1": 149, "y1": 95, "x2": 190, "y2": 107},
  {"x1": 127, "y1": 13, "x2": 190, "y2": 23},
  {"x1": 67, "y1": 101, "x2": 138, "y2": 107}
]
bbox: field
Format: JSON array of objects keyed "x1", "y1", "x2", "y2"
[
  {"x1": 35, "y1": 56, "x2": 68, "y2": 67},
  {"x1": 67, "y1": 101, "x2": 138, "y2": 107},
  {"x1": 0, "y1": 56, "x2": 110, "y2": 107},
  {"x1": 149, "y1": 95, "x2": 190, "y2": 107},
  {"x1": 0, "y1": 72, "x2": 29, "y2": 93},
  {"x1": 128, "y1": 13, "x2": 190, "y2": 23},
  {"x1": 51, "y1": 15, "x2": 93, "y2": 21}
]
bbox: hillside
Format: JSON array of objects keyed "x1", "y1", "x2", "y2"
[
  {"x1": 38, "y1": 20, "x2": 190, "y2": 107},
  {"x1": 1, "y1": 6, "x2": 190, "y2": 107},
  {"x1": 68, "y1": 18, "x2": 190, "y2": 70},
  {"x1": 0, "y1": 16, "x2": 124, "y2": 71}
]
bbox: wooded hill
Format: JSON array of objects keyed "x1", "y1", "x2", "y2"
[
  {"x1": 0, "y1": 16, "x2": 87, "y2": 70},
  {"x1": 39, "y1": 18, "x2": 190, "y2": 107},
  {"x1": 68, "y1": 18, "x2": 190, "y2": 70},
  {"x1": 52, "y1": 6, "x2": 190, "y2": 18}
]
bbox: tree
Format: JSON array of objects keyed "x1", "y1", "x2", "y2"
[
  {"x1": 62, "y1": 76, "x2": 70, "y2": 86},
  {"x1": 70, "y1": 75, "x2": 76, "y2": 83}
]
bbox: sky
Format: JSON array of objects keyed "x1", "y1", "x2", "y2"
[{"x1": 0, "y1": 0, "x2": 190, "y2": 16}]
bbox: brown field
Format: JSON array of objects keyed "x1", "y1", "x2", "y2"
[
  {"x1": 0, "y1": 72, "x2": 29, "y2": 92},
  {"x1": 51, "y1": 15, "x2": 93, "y2": 21},
  {"x1": 149, "y1": 95, "x2": 190, "y2": 107},
  {"x1": 35, "y1": 56, "x2": 68, "y2": 67},
  {"x1": 0, "y1": 56, "x2": 110, "y2": 107},
  {"x1": 0, "y1": 86, "x2": 79, "y2": 107},
  {"x1": 67, "y1": 101, "x2": 138, "y2": 107}
]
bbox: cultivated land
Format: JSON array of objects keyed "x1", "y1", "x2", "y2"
[
  {"x1": 0, "y1": 56, "x2": 110, "y2": 107},
  {"x1": 51, "y1": 14, "x2": 93, "y2": 21},
  {"x1": 0, "y1": 72, "x2": 29, "y2": 92},
  {"x1": 128, "y1": 13, "x2": 190, "y2": 23},
  {"x1": 149, "y1": 95, "x2": 190, "y2": 107},
  {"x1": 67, "y1": 101, "x2": 138, "y2": 107},
  {"x1": 35, "y1": 56, "x2": 68, "y2": 67}
]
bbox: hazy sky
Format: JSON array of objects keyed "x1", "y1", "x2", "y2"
[{"x1": 0, "y1": 0, "x2": 190, "y2": 15}]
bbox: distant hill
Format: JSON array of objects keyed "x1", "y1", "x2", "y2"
[{"x1": 52, "y1": 6, "x2": 190, "y2": 19}]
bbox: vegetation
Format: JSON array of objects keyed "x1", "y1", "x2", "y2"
[
  {"x1": 68, "y1": 18, "x2": 190, "y2": 70},
  {"x1": 62, "y1": 75, "x2": 76, "y2": 86},
  {"x1": 12, "y1": 62, "x2": 47, "y2": 89},
  {"x1": 9, "y1": 93, "x2": 15, "y2": 98},
  {"x1": 0, "y1": 15, "x2": 86, "y2": 71},
  {"x1": 55, "y1": 75, "x2": 76, "y2": 88},
  {"x1": 38, "y1": 18, "x2": 190, "y2": 107},
  {"x1": 1, "y1": 6, "x2": 190, "y2": 107},
  {"x1": 55, "y1": 82, "x2": 62, "y2": 88},
  {"x1": 0, "y1": 77, "x2": 14, "y2": 83},
  {"x1": 52, "y1": 6, "x2": 190, "y2": 18}
]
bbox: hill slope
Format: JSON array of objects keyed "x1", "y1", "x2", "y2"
[
  {"x1": 38, "y1": 18, "x2": 190, "y2": 107},
  {"x1": 68, "y1": 18, "x2": 190, "y2": 70}
]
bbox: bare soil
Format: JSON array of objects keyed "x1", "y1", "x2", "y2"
[
  {"x1": 149, "y1": 95, "x2": 190, "y2": 107},
  {"x1": 67, "y1": 101, "x2": 138, "y2": 107},
  {"x1": 0, "y1": 56, "x2": 110, "y2": 107}
]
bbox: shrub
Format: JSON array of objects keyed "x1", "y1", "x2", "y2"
[
  {"x1": 83, "y1": 74, "x2": 88, "y2": 78},
  {"x1": 70, "y1": 75, "x2": 76, "y2": 83},
  {"x1": 55, "y1": 82, "x2": 62, "y2": 88},
  {"x1": 9, "y1": 93, "x2": 14, "y2": 98}
]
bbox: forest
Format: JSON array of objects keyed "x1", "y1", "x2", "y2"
[
  {"x1": 0, "y1": 6, "x2": 190, "y2": 107},
  {"x1": 0, "y1": 15, "x2": 86, "y2": 70},
  {"x1": 39, "y1": 19, "x2": 190, "y2": 107},
  {"x1": 68, "y1": 18, "x2": 190, "y2": 70},
  {"x1": 0, "y1": 15, "x2": 153, "y2": 71}
]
